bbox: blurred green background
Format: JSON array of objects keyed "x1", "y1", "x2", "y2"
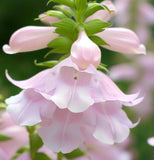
[{"x1": 0, "y1": 0, "x2": 153, "y2": 160}]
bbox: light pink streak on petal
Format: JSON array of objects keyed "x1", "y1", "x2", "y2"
[
  {"x1": 71, "y1": 31, "x2": 101, "y2": 69},
  {"x1": 3, "y1": 26, "x2": 58, "y2": 54},
  {"x1": 86, "y1": 0, "x2": 117, "y2": 22},
  {"x1": 97, "y1": 28, "x2": 146, "y2": 54},
  {"x1": 147, "y1": 137, "x2": 154, "y2": 147},
  {"x1": 94, "y1": 71, "x2": 143, "y2": 106},
  {"x1": 6, "y1": 89, "x2": 55, "y2": 126},
  {"x1": 93, "y1": 102, "x2": 133, "y2": 144},
  {"x1": 38, "y1": 109, "x2": 84, "y2": 153},
  {"x1": 0, "y1": 149, "x2": 6, "y2": 160},
  {"x1": 39, "y1": 13, "x2": 59, "y2": 25},
  {"x1": 109, "y1": 64, "x2": 138, "y2": 81},
  {"x1": 51, "y1": 67, "x2": 94, "y2": 113}
]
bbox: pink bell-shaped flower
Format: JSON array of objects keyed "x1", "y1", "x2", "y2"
[{"x1": 71, "y1": 31, "x2": 101, "y2": 70}]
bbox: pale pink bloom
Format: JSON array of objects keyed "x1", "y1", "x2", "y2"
[
  {"x1": 75, "y1": 137, "x2": 132, "y2": 160},
  {"x1": 139, "y1": 3, "x2": 154, "y2": 25},
  {"x1": 5, "y1": 58, "x2": 142, "y2": 153},
  {"x1": 0, "y1": 112, "x2": 29, "y2": 160},
  {"x1": 109, "y1": 54, "x2": 154, "y2": 118},
  {"x1": 147, "y1": 137, "x2": 154, "y2": 147},
  {"x1": 96, "y1": 28, "x2": 146, "y2": 54},
  {"x1": 6, "y1": 57, "x2": 142, "y2": 114},
  {"x1": 71, "y1": 31, "x2": 101, "y2": 69},
  {"x1": 86, "y1": 0, "x2": 117, "y2": 22},
  {"x1": 114, "y1": 0, "x2": 131, "y2": 26},
  {"x1": 39, "y1": 13, "x2": 59, "y2": 25},
  {"x1": 3, "y1": 26, "x2": 58, "y2": 54},
  {"x1": 6, "y1": 90, "x2": 138, "y2": 153}
]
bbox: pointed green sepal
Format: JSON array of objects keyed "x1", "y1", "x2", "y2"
[
  {"x1": 45, "y1": 10, "x2": 67, "y2": 19},
  {"x1": 54, "y1": 5, "x2": 75, "y2": 18},
  {"x1": 47, "y1": 36, "x2": 72, "y2": 54},
  {"x1": 0, "y1": 134, "x2": 12, "y2": 142},
  {"x1": 34, "y1": 60, "x2": 58, "y2": 68},
  {"x1": 89, "y1": 35, "x2": 109, "y2": 46},
  {"x1": 52, "y1": 18, "x2": 78, "y2": 40},
  {"x1": 97, "y1": 63, "x2": 109, "y2": 74},
  {"x1": 64, "y1": 148, "x2": 86, "y2": 159},
  {"x1": 83, "y1": 2, "x2": 104, "y2": 20},
  {"x1": 48, "y1": 0, "x2": 75, "y2": 9},
  {"x1": 85, "y1": 19, "x2": 112, "y2": 35}
]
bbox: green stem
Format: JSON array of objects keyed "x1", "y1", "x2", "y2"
[
  {"x1": 57, "y1": 152, "x2": 63, "y2": 160},
  {"x1": 26, "y1": 126, "x2": 36, "y2": 160}
]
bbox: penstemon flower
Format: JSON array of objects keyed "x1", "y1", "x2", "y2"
[{"x1": 5, "y1": 57, "x2": 142, "y2": 153}]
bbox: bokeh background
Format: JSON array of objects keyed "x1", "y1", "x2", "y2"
[{"x1": 0, "y1": 0, "x2": 154, "y2": 159}]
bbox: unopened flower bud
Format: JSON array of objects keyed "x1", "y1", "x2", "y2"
[{"x1": 71, "y1": 31, "x2": 101, "y2": 70}]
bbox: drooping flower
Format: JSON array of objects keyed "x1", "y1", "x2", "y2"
[
  {"x1": 5, "y1": 57, "x2": 142, "y2": 153},
  {"x1": 6, "y1": 57, "x2": 142, "y2": 113},
  {"x1": 6, "y1": 89, "x2": 138, "y2": 153},
  {"x1": 70, "y1": 30, "x2": 101, "y2": 69}
]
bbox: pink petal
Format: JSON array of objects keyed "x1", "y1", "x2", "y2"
[
  {"x1": 51, "y1": 67, "x2": 94, "y2": 113},
  {"x1": 93, "y1": 102, "x2": 134, "y2": 144},
  {"x1": 6, "y1": 89, "x2": 56, "y2": 126},
  {"x1": 86, "y1": 1, "x2": 117, "y2": 22},
  {"x1": 3, "y1": 26, "x2": 58, "y2": 54},
  {"x1": 93, "y1": 71, "x2": 143, "y2": 106},
  {"x1": 38, "y1": 109, "x2": 84, "y2": 153},
  {"x1": 97, "y1": 28, "x2": 146, "y2": 54}
]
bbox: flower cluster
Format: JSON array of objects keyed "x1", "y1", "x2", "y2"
[{"x1": 2, "y1": 0, "x2": 146, "y2": 158}]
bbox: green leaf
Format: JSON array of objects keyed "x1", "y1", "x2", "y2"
[
  {"x1": 52, "y1": 19, "x2": 78, "y2": 40},
  {"x1": 83, "y1": 2, "x2": 104, "y2": 20},
  {"x1": 48, "y1": 0, "x2": 75, "y2": 9},
  {"x1": 89, "y1": 35, "x2": 109, "y2": 46},
  {"x1": 64, "y1": 148, "x2": 86, "y2": 159},
  {"x1": 54, "y1": 5, "x2": 75, "y2": 18},
  {"x1": 45, "y1": 10, "x2": 67, "y2": 19},
  {"x1": 30, "y1": 132, "x2": 43, "y2": 155},
  {"x1": 11, "y1": 146, "x2": 29, "y2": 160},
  {"x1": 0, "y1": 134, "x2": 12, "y2": 141},
  {"x1": 34, "y1": 60, "x2": 58, "y2": 68},
  {"x1": 34, "y1": 152, "x2": 52, "y2": 160},
  {"x1": 75, "y1": 0, "x2": 87, "y2": 11},
  {"x1": 47, "y1": 36, "x2": 72, "y2": 54},
  {"x1": 0, "y1": 102, "x2": 7, "y2": 110},
  {"x1": 85, "y1": 19, "x2": 112, "y2": 35}
]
